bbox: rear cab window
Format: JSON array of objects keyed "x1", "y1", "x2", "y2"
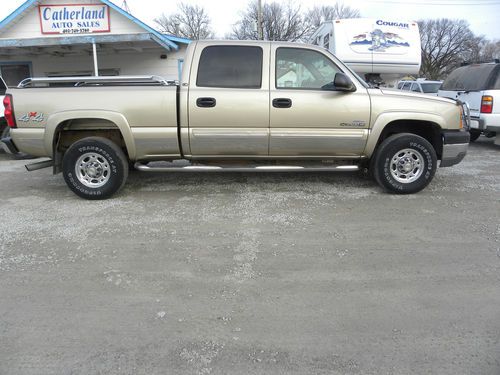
[{"x1": 196, "y1": 45, "x2": 263, "y2": 89}]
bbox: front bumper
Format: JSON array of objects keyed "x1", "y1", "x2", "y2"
[{"x1": 440, "y1": 130, "x2": 469, "y2": 167}]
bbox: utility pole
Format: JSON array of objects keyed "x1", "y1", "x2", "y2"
[{"x1": 257, "y1": 0, "x2": 263, "y2": 40}]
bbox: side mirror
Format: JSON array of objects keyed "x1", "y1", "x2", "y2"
[
  {"x1": 322, "y1": 73, "x2": 356, "y2": 92},
  {"x1": 334, "y1": 73, "x2": 356, "y2": 92}
]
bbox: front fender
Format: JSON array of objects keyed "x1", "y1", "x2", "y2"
[{"x1": 364, "y1": 111, "x2": 445, "y2": 157}]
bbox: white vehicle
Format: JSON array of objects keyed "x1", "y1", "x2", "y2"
[
  {"x1": 397, "y1": 79, "x2": 442, "y2": 96},
  {"x1": 309, "y1": 18, "x2": 421, "y2": 86},
  {"x1": 438, "y1": 63, "x2": 500, "y2": 143}
]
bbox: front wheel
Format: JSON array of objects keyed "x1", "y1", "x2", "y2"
[
  {"x1": 372, "y1": 133, "x2": 437, "y2": 194},
  {"x1": 62, "y1": 137, "x2": 128, "y2": 199}
]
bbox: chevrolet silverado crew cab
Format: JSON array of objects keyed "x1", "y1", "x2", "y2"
[{"x1": 2, "y1": 40, "x2": 470, "y2": 199}]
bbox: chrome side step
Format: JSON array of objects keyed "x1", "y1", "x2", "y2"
[{"x1": 135, "y1": 161, "x2": 359, "y2": 173}]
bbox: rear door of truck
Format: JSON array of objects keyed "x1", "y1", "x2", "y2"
[{"x1": 187, "y1": 42, "x2": 270, "y2": 157}]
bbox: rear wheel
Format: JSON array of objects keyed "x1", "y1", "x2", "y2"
[
  {"x1": 372, "y1": 133, "x2": 437, "y2": 194},
  {"x1": 62, "y1": 137, "x2": 128, "y2": 200}
]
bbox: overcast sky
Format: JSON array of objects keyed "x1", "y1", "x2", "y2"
[{"x1": 1, "y1": 0, "x2": 500, "y2": 40}]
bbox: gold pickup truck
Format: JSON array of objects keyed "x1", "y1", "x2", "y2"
[{"x1": 2, "y1": 40, "x2": 470, "y2": 199}]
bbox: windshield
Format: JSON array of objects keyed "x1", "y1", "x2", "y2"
[{"x1": 420, "y1": 83, "x2": 441, "y2": 93}]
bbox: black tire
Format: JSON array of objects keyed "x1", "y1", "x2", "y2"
[
  {"x1": 469, "y1": 129, "x2": 481, "y2": 142},
  {"x1": 372, "y1": 133, "x2": 437, "y2": 194},
  {"x1": 62, "y1": 137, "x2": 128, "y2": 200}
]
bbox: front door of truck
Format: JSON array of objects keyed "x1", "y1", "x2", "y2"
[
  {"x1": 269, "y1": 45, "x2": 370, "y2": 157},
  {"x1": 188, "y1": 43, "x2": 270, "y2": 156}
]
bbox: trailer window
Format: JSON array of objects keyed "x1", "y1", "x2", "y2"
[
  {"x1": 276, "y1": 47, "x2": 340, "y2": 90},
  {"x1": 197, "y1": 46, "x2": 263, "y2": 89}
]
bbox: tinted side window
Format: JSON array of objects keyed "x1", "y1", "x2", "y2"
[
  {"x1": 493, "y1": 68, "x2": 500, "y2": 89},
  {"x1": 397, "y1": 82, "x2": 404, "y2": 89},
  {"x1": 441, "y1": 64, "x2": 496, "y2": 91},
  {"x1": 402, "y1": 82, "x2": 411, "y2": 90},
  {"x1": 197, "y1": 46, "x2": 263, "y2": 89},
  {"x1": 411, "y1": 83, "x2": 421, "y2": 92}
]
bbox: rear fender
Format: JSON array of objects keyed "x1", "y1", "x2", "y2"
[{"x1": 44, "y1": 110, "x2": 136, "y2": 160}]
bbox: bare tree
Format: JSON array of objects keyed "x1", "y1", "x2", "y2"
[
  {"x1": 303, "y1": 4, "x2": 361, "y2": 41},
  {"x1": 231, "y1": 1, "x2": 307, "y2": 41},
  {"x1": 479, "y1": 40, "x2": 500, "y2": 62},
  {"x1": 418, "y1": 19, "x2": 478, "y2": 79},
  {"x1": 305, "y1": 4, "x2": 361, "y2": 29},
  {"x1": 154, "y1": 2, "x2": 213, "y2": 40}
]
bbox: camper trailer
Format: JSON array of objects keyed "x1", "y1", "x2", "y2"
[{"x1": 309, "y1": 18, "x2": 421, "y2": 86}]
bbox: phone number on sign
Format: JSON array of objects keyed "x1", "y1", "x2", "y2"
[{"x1": 61, "y1": 28, "x2": 91, "y2": 34}]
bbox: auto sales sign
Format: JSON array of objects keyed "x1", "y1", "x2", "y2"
[{"x1": 39, "y1": 4, "x2": 110, "y2": 34}]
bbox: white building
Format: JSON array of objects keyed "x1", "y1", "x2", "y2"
[{"x1": 0, "y1": 0, "x2": 190, "y2": 87}]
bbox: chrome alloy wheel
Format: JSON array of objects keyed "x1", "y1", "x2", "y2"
[
  {"x1": 389, "y1": 148, "x2": 424, "y2": 184},
  {"x1": 75, "y1": 152, "x2": 111, "y2": 188}
]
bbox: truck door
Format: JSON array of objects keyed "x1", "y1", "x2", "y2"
[
  {"x1": 187, "y1": 43, "x2": 270, "y2": 156},
  {"x1": 269, "y1": 45, "x2": 370, "y2": 156}
]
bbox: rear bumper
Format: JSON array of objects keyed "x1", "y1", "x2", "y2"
[
  {"x1": 470, "y1": 113, "x2": 500, "y2": 132},
  {"x1": 440, "y1": 130, "x2": 469, "y2": 167}
]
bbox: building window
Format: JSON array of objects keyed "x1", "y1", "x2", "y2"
[
  {"x1": 0, "y1": 62, "x2": 32, "y2": 87},
  {"x1": 196, "y1": 46, "x2": 263, "y2": 89}
]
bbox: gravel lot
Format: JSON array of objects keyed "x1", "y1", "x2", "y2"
[{"x1": 0, "y1": 137, "x2": 499, "y2": 374}]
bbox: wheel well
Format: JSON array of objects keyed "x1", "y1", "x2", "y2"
[
  {"x1": 377, "y1": 120, "x2": 443, "y2": 159},
  {"x1": 53, "y1": 119, "x2": 129, "y2": 172}
]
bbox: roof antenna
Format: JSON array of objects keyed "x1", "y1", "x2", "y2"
[{"x1": 121, "y1": 0, "x2": 131, "y2": 13}]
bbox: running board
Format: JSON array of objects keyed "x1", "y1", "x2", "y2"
[
  {"x1": 135, "y1": 161, "x2": 359, "y2": 173},
  {"x1": 25, "y1": 159, "x2": 54, "y2": 171}
]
